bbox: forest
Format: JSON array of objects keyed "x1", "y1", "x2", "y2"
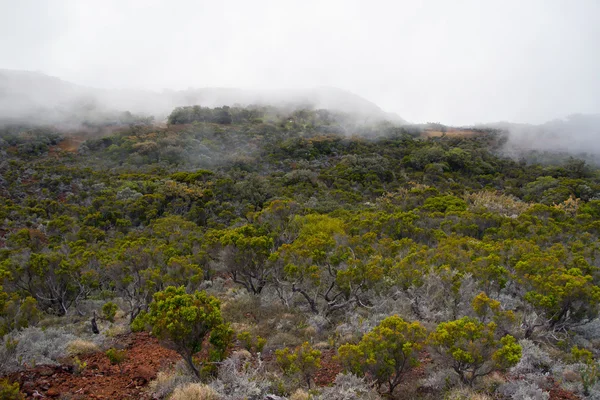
[{"x1": 1, "y1": 104, "x2": 600, "y2": 400}]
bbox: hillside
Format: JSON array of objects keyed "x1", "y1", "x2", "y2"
[
  {"x1": 0, "y1": 70, "x2": 401, "y2": 125},
  {"x1": 1, "y1": 106, "x2": 600, "y2": 400}
]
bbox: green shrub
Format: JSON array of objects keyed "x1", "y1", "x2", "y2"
[
  {"x1": 102, "y1": 302, "x2": 118, "y2": 323},
  {"x1": 106, "y1": 348, "x2": 127, "y2": 373},
  {"x1": 0, "y1": 379, "x2": 23, "y2": 400},
  {"x1": 429, "y1": 317, "x2": 521, "y2": 386},
  {"x1": 338, "y1": 315, "x2": 426, "y2": 394},
  {"x1": 133, "y1": 286, "x2": 232, "y2": 378},
  {"x1": 276, "y1": 342, "x2": 321, "y2": 388}
]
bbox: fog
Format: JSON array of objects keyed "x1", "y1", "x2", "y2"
[
  {"x1": 1, "y1": 0, "x2": 599, "y2": 126},
  {"x1": 486, "y1": 114, "x2": 600, "y2": 162}
]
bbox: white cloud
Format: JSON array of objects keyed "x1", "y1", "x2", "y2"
[{"x1": 1, "y1": 0, "x2": 599, "y2": 124}]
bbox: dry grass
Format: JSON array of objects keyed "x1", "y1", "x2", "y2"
[
  {"x1": 289, "y1": 389, "x2": 310, "y2": 400},
  {"x1": 66, "y1": 339, "x2": 100, "y2": 356},
  {"x1": 445, "y1": 387, "x2": 494, "y2": 400},
  {"x1": 553, "y1": 196, "x2": 581, "y2": 215},
  {"x1": 465, "y1": 191, "x2": 531, "y2": 217},
  {"x1": 422, "y1": 129, "x2": 481, "y2": 138},
  {"x1": 169, "y1": 383, "x2": 220, "y2": 400},
  {"x1": 147, "y1": 363, "x2": 195, "y2": 399},
  {"x1": 105, "y1": 324, "x2": 129, "y2": 337}
]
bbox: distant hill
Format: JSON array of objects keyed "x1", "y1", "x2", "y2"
[{"x1": 0, "y1": 69, "x2": 404, "y2": 125}]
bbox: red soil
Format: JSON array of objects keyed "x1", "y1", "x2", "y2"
[
  {"x1": 10, "y1": 332, "x2": 178, "y2": 400},
  {"x1": 3, "y1": 334, "x2": 582, "y2": 400}
]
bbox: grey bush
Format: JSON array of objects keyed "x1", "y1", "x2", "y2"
[
  {"x1": 499, "y1": 380, "x2": 550, "y2": 400},
  {"x1": 148, "y1": 361, "x2": 196, "y2": 399},
  {"x1": 315, "y1": 373, "x2": 381, "y2": 400},
  {"x1": 511, "y1": 340, "x2": 552, "y2": 375},
  {"x1": 0, "y1": 327, "x2": 78, "y2": 373},
  {"x1": 209, "y1": 352, "x2": 271, "y2": 399},
  {"x1": 421, "y1": 368, "x2": 460, "y2": 391}
]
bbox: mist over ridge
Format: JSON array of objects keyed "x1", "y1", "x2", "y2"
[
  {"x1": 3, "y1": 68, "x2": 600, "y2": 163},
  {"x1": 0, "y1": 69, "x2": 403, "y2": 127}
]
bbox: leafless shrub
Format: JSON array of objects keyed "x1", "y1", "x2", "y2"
[
  {"x1": 498, "y1": 379, "x2": 550, "y2": 400},
  {"x1": 209, "y1": 352, "x2": 271, "y2": 399},
  {"x1": 511, "y1": 340, "x2": 552, "y2": 375}
]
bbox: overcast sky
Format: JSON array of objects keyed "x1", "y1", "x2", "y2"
[{"x1": 1, "y1": 0, "x2": 599, "y2": 125}]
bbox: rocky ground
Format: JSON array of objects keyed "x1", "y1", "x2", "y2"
[
  {"x1": 9, "y1": 332, "x2": 178, "y2": 400},
  {"x1": 3, "y1": 333, "x2": 581, "y2": 400}
]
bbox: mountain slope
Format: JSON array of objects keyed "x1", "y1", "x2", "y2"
[{"x1": 0, "y1": 69, "x2": 403, "y2": 125}]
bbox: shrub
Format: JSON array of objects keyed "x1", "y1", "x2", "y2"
[
  {"x1": 148, "y1": 363, "x2": 195, "y2": 399},
  {"x1": 421, "y1": 368, "x2": 459, "y2": 391},
  {"x1": 102, "y1": 302, "x2": 119, "y2": 323},
  {"x1": 0, "y1": 327, "x2": 78, "y2": 373},
  {"x1": 423, "y1": 195, "x2": 467, "y2": 213},
  {"x1": 236, "y1": 330, "x2": 266, "y2": 354},
  {"x1": 465, "y1": 191, "x2": 530, "y2": 216},
  {"x1": 66, "y1": 339, "x2": 100, "y2": 356},
  {"x1": 209, "y1": 353, "x2": 271, "y2": 399},
  {"x1": 498, "y1": 380, "x2": 550, "y2": 400},
  {"x1": 106, "y1": 348, "x2": 127, "y2": 373},
  {"x1": 0, "y1": 379, "x2": 23, "y2": 400},
  {"x1": 445, "y1": 387, "x2": 494, "y2": 400},
  {"x1": 0, "y1": 295, "x2": 40, "y2": 337},
  {"x1": 571, "y1": 346, "x2": 599, "y2": 396},
  {"x1": 169, "y1": 383, "x2": 220, "y2": 400},
  {"x1": 429, "y1": 317, "x2": 521, "y2": 386},
  {"x1": 237, "y1": 331, "x2": 253, "y2": 351},
  {"x1": 338, "y1": 315, "x2": 426, "y2": 394},
  {"x1": 276, "y1": 342, "x2": 321, "y2": 388},
  {"x1": 133, "y1": 286, "x2": 233, "y2": 378},
  {"x1": 72, "y1": 356, "x2": 87, "y2": 375},
  {"x1": 510, "y1": 339, "x2": 552, "y2": 375},
  {"x1": 315, "y1": 373, "x2": 380, "y2": 400}
]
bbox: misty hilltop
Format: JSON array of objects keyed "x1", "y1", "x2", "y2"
[{"x1": 0, "y1": 69, "x2": 403, "y2": 126}]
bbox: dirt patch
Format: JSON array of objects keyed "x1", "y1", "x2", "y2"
[
  {"x1": 549, "y1": 378, "x2": 581, "y2": 400},
  {"x1": 313, "y1": 349, "x2": 342, "y2": 386},
  {"x1": 422, "y1": 129, "x2": 481, "y2": 138},
  {"x1": 10, "y1": 332, "x2": 179, "y2": 400}
]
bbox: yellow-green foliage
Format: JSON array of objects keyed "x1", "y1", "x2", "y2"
[
  {"x1": 133, "y1": 286, "x2": 233, "y2": 379},
  {"x1": 102, "y1": 301, "x2": 118, "y2": 322},
  {"x1": 572, "y1": 346, "x2": 594, "y2": 364},
  {"x1": 0, "y1": 291, "x2": 40, "y2": 337},
  {"x1": 571, "y1": 346, "x2": 599, "y2": 396},
  {"x1": 276, "y1": 347, "x2": 298, "y2": 375},
  {"x1": 338, "y1": 315, "x2": 426, "y2": 394},
  {"x1": 471, "y1": 292, "x2": 515, "y2": 326},
  {"x1": 430, "y1": 317, "x2": 521, "y2": 386},
  {"x1": 106, "y1": 347, "x2": 127, "y2": 373},
  {"x1": 237, "y1": 330, "x2": 267, "y2": 354},
  {"x1": 72, "y1": 356, "x2": 87, "y2": 375},
  {"x1": 276, "y1": 342, "x2": 321, "y2": 388},
  {"x1": 0, "y1": 379, "x2": 24, "y2": 400}
]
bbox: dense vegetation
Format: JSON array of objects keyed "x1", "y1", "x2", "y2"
[{"x1": 1, "y1": 105, "x2": 600, "y2": 399}]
